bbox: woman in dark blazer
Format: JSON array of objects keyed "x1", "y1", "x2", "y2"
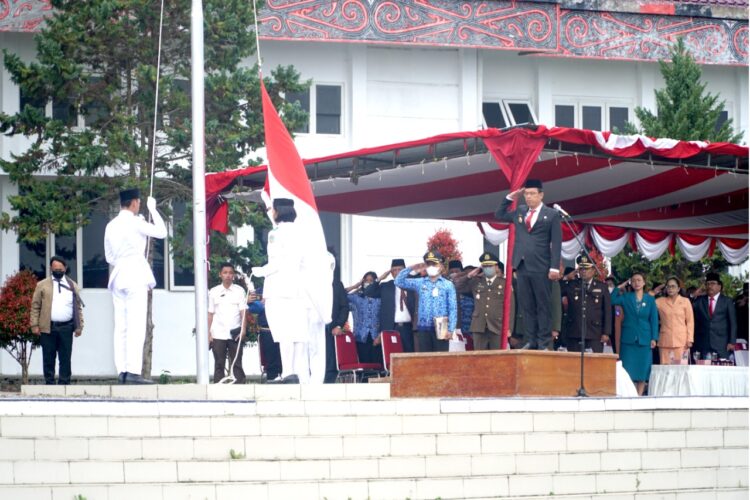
[{"x1": 610, "y1": 272, "x2": 659, "y2": 395}]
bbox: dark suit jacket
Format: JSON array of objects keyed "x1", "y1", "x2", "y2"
[
  {"x1": 495, "y1": 198, "x2": 562, "y2": 273},
  {"x1": 378, "y1": 280, "x2": 416, "y2": 331},
  {"x1": 693, "y1": 294, "x2": 737, "y2": 358},
  {"x1": 328, "y1": 280, "x2": 350, "y2": 330},
  {"x1": 561, "y1": 279, "x2": 612, "y2": 340}
]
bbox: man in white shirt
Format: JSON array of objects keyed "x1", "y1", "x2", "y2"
[
  {"x1": 208, "y1": 263, "x2": 247, "y2": 383},
  {"x1": 30, "y1": 256, "x2": 84, "y2": 385},
  {"x1": 378, "y1": 258, "x2": 416, "y2": 352},
  {"x1": 104, "y1": 188, "x2": 167, "y2": 384}
]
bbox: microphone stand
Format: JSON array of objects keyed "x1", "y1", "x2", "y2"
[{"x1": 557, "y1": 209, "x2": 596, "y2": 397}]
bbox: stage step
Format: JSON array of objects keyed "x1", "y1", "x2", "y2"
[{"x1": 1, "y1": 385, "x2": 747, "y2": 499}]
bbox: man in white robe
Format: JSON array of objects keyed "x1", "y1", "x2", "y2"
[{"x1": 104, "y1": 188, "x2": 167, "y2": 384}]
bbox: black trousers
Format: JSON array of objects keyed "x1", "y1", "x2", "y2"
[
  {"x1": 324, "y1": 325, "x2": 338, "y2": 383},
  {"x1": 516, "y1": 265, "x2": 553, "y2": 349},
  {"x1": 566, "y1": 337, "x2": 604, "y2": 353},
  {"x1": 356, "y1": 340, "x2": 383, "y2": 364},
  {"x1": 417, "y1": 329, "x2": 450, "y2": 353},
  {"x1": 211, "y1": 339, "x2": 246, "y2": 383},
  {"x1": 394, "y1": 323, "x2": 415, "y2": 353},
  {"x1": 40, "y1": 322, "x2": 74, "y2": 385},
  {"x1": 259, "y1": 330, "x2": 282, "y2": 380}
]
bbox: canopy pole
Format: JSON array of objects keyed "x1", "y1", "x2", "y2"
[{"x1": 191, "y1": 0, "x2": 210, "y2": 384}]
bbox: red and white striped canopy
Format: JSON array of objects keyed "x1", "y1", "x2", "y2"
[{"x1": 206, "y1": 126, "x2": 748, "y2": 263}]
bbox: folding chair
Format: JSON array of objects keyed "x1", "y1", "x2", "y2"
[
  {"x1": 380, "y1": 330, "x2": 404, "y2": 375},
  {"x1": 333, "y1": 331, "x2": 383, "y2": 383}
]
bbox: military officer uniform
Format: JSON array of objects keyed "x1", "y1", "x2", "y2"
[
  {"x1": 455, "y1": 252, "x2": 505, "y2": 350},
  {"x1": 561, "y1": 254, "x2": 612, "y2": 353}
]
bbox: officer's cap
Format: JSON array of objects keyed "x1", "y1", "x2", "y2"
[
  {"x1": 423, "y1": 250, "x2": 443, "y2": 264},
  {"x1": 576, "y1": 254, "x2": 595, "y2": 269}
]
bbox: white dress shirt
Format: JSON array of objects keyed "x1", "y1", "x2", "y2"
[
  {"x1": 393, "y1": 284, "x2": 412, "y2": 324},
  {"x1": 104, "y1": 209, "x2": 167, "y2": 291},
  {"x1": 50, "y1": 278, "x2": 74, "y2": 322},
  {"x1": 208, "y1": 283, "x2": 246, "y2": 340}
]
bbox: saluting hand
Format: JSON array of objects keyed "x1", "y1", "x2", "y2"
[{"x1": 508, "y1": 188, "x2": 525, "y2": 201}]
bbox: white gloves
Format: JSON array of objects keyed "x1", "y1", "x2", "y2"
[{"x1": 146, "y1": 196, "x2": 157, "y2": 212}]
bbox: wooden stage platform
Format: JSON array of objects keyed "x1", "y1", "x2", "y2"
[{"x1": 390, "y1": 349, "x2": 617, "y2": 398}]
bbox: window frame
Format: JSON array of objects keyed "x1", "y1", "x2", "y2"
[
  {"x1": 481, "y1": 97, "x2": 538, "y2": 128},
  {"x1": 553, "y1": 98, "x2": 633, "y2": 132},
  {"x1": 168, "y1": 201, "x2": 196, "y2": 291},
  {"x1": 285, "y1": 82, "x2": 345, "y2": 137}
]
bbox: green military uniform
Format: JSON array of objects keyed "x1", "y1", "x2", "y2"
[{"x1": 455, "y1": 252, "x2": 505, "y2": 350}]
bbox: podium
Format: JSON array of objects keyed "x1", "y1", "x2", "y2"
[{"x1": 390, "y1": 350, "x2": 617, "y2": 398}]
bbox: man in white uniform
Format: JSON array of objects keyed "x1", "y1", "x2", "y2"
[
  {"x1": 104, "y1": 188, "x2": 167, "y2": 384},
  {"x1": 208, "y1": 263, "x2": 247, "y2": 383}
]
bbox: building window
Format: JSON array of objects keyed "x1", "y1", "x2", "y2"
[
  {"x1": 83, "y1": 77, "x2": 109, "y2": 127},
  {"x1": 582, "y1": 106, "x2": 602, "y2": 131},
  {"x1": 19, "y1": 88, "x2": 46, "y2": 114},
  {"x1": 715, "y1": 110, "x2": 729, "y2": 132},
  {"x1": 54, "y1": 234, "x2": 78, "y2": 282},
  {"x1": 554, "y1": 100, "x2": 631, "y2": 132},
  {"x1": 482, "y1": 99, "x2": 536, "y2": 129},
  {"x1": 19, "y1": 240, "x2": 48, "y2": 281},
  {"x1": 609, "y1": 106, "x2": 629, "y2": 133},
  {"x1": 82, "y1": 204, "x2": 111, "y2": 288},
  {"x1": 171, "y1": 201, "x2": 195, "y2": 288},
  {"x1": 286, "y1": 84, "x2": 342, "y2": 135},
  {"x1": 52, "y1": 98, "x2": 77, "y2": 126},
  {"x1": 554, "y1": 105, "x2": 575, "y2": 128}
]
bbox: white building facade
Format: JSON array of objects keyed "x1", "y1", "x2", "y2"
[{"x1": 0, "y1": 1, "x2": 747, "y2": 377}]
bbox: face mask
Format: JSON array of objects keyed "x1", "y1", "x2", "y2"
[
  {"x1": 426, "y1": 266, "x2": 441, "y2": 277},
  {"x1": 608, "y1": 285, "x2": 615, "y2": 293},
  {"x1": 482, "y1": 267, "x2": 496, "y2": 278},
  {"x1": 51, "y1": 270, "x2": 65, "y2": 280},
  {"x1": 363, "y1": 282, "x2": 372, "y2": 289}
]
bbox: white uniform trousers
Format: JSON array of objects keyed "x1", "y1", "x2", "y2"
[
  {"x1": 280, "y1": 342, "x2": 310, "y2": 383},
  {"x1": 112, "y1": 287, "x2": 148, "y2": 374},
  {"x1": 307, "y1": 317, "x2": 326, "y2": 384}
]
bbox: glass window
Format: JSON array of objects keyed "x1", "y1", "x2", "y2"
[
  {"x1": 555, "y1": 105, "x2": 575, "y2": 128},
  {"x1": 609, "y1": 107, "x2": 629, "y2": 133},
  {"x1": 19, "y1": 88, "x2": 46, "y2": 114},
  {"x1": 582, "y1": 106, "x2": 602, "y2": 131},
  {"x1": 715, "y1": 110, "x2": 729, "y2": 132},
  {"x1": 82, "y1": 207, "x2": 110, "y2": 288},
  {"x1": 52, "y1": 99, "x2": 77, "y2": 126},
  {"x1": 83, "y1": 77, "x2": 108, "y2": 127},
  {"x1": 54, "y1": 235, "x2": 77, "y2": 282},
  {"x1": 172, "y1": 201, "x2": 195, "y2": 287},
  {"x1": 507, "y1": 102, "x2": 535, "y2": 125},
  {"x1": 482, "y1": 102, "x2": 506, "y2": 128},
  {"x1": 152, "y1": 239, "x2": 165, "y2": 290},
  {"x1": 286, "y1": 89, "x2": 310, "y2": 133},
  {"x1": 20, "y1": 240, "x2": 47, "y2": 281},
  {"x1": 316, "y1": 85, "x2": 341, "y2": 134}
]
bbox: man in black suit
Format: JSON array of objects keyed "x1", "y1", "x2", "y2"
[
  {"x1": 693, "y1": 272, "x2": 737, "y2": 359},
  {"x1": 324, "y1": 251, "x2": 351, "y2": 383},
  {"x1": 495, "y1": 179, "x2": 562, "y2": 350},
  {"x1": 378, "y1": 259, "x2": 416, "y2": 353}
]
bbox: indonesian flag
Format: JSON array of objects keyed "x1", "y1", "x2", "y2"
[{"x1": 260, "y1": 79, "x2": 333, "y2": 325}]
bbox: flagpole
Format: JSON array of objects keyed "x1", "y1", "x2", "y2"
[{"x1": 191, "y1": 0, "x2": 210, "y2": 384}]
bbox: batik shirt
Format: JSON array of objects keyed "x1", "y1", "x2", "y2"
[
  {"x1": 347, "y1": 294, "x2": 381, "y2": 343},
  {"x1": 395, "y1": 269, "x2": 457, "y2": 332},
  {"x1": 460, "y1": 294, "x2": 475, "y2": 333}
]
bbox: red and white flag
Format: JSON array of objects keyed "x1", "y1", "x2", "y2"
[{"x1": 260, "y1": 80, "x2": 333, "y2": 325}]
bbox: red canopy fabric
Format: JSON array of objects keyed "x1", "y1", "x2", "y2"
[{"x1": 206, "y1": 126, "x2": 748, "y2": 263}]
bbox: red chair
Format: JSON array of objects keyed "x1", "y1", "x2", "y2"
[
  {"x1": 334, "y1": 331, "x2": 383, "y2": 383},
  {"x1": 380, "y1": 330, "x2": 404, "y2": 375}
]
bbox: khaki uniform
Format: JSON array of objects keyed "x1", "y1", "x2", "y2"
[{"x1": 456, "y1": 275, "x2": 504, "y2": 350}]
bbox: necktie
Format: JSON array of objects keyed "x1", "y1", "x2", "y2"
[
  {"x1": 709, "y1": 297, "x2": 715, "y2": 317},
  {"x1": 399, "y1": 288, "x2": 406, "y2": 312},
  {"x1": 525, "y1": 209, "x2": 535, "y2": 232}
]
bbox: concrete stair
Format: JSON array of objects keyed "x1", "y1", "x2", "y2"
[{"x1": 0, "y1": 384, "x2": 746, "y2": 499}]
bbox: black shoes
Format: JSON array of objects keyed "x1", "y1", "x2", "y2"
[
  {"x1": 118, "y1": 372, "x2": 127, "y2": 384},
  {"x1": 266, "y1": 374, "x2": 300, "y2": 384},
  {"x1": 123, "y1": 372, "x2": 154, "y2": 385}
]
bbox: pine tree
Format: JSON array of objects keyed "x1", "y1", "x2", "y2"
[
  {"x1": 633, "y1": 38, "x2": 742, "y2": 143},
  {"x1": 0, "y1": 0, "x2": 308, "y2": 377}
]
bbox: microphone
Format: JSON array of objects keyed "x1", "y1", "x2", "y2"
[{"x1": 553, "y1": 203, "x2": 572, "y2": 218}]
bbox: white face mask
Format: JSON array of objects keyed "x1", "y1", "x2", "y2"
[
  {"x1": 608, "y1": 285, "x2": 615, "y2": 293},
  {"x1": 426, "y1": 266, "x2": 441, "y2": 277}
]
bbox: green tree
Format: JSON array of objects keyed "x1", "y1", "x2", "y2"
[
  {"x1": 627, "y1": 38, "x2": 742, "y2": 143},
  {"x1": 0, "y1": 0, "x2": 307, "y2": 377}
]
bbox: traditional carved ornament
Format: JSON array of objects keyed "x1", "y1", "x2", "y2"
[
  {"x1": 258, "y1": 0, "x2": 748, "y2": 66},
  {"x1": 0, "y1": 0, "x2": 52, "y2": 33}
]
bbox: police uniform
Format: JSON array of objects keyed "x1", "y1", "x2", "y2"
[
  {"x1": 455, "y1": 252, "x2": 505, "y2": 350},
  {"x1": 561, "y1": 254, "x2": 612, "y2": 353},
  {"x1": 104, "y1": 188, "x2": 167, "y2": 383}
]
